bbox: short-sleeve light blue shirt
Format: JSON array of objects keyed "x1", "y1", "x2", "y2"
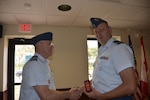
[
  {"x1": 19, "y1": 53, "x2": 56, "y2": 100},
  {"x1": 92, "y1": 38, "x2": 134, "y2": 93}
]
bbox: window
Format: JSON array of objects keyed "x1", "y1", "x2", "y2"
[
  {"x1": 14, "y1": 45, "x2": 34, "y2": 100},
  {"x1": 87, "y1": 38, "x2": 99, "y2": 80}
]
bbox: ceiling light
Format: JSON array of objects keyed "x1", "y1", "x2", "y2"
[
  {"x1": 24, "y1": 3, "x2": 31, "y2": 9},
  {"x1": 58, "y1": 4, "x2": 71, "y2": 11}
]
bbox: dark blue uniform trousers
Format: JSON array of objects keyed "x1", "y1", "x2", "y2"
[{"x1": 111, "y1": 95, "x2": 133, "y2": 100}]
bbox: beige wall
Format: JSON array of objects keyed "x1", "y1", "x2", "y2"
[
  {"x1": 0, "y1": 25, "x2": 150, "y2": 92},
  {"x1": 0, "y1": 37, "x2": 4, "y2": 91}
]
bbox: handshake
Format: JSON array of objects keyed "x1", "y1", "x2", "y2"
[{"x1": 69, "y1": 80, "x2": 92, "y2": 100}]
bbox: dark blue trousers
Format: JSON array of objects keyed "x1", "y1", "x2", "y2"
[{"x1": 111, "y1": 95, "x2": 133, "y2": 100}]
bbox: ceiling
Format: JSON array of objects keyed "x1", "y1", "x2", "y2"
[{"x1": 0, "y1": 0, "x2": 150, "y2": 30}]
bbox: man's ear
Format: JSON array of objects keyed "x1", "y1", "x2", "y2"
[{"x1": 109, "y1": 26, "x2": 112, "y2": 34}]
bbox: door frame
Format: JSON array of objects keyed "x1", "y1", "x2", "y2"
[{"x1": 7, "y1": 38, "x2": 32, "y2": 100}]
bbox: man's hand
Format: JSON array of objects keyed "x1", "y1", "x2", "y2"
[
  {"x1": 69, "y1": 87, "x2": 81, "y2": 100},
  {"x1": 84, "y1": 87, "x2": 104, "y2": 100}
]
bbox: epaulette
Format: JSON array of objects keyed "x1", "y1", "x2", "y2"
[
  {"x1": 113, "y1": 40, "x2": 123, "y2": 45},
  {"x1": 30, "y1": 56, "x2": 38, "y2": 61}
]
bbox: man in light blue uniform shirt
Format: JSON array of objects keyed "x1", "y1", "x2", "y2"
[
  {"x1": 19, "y1": 32, "x2": 81, "y2": 100},
  {"x1": 84, "y1": 18, "x2": 137, "y2": 100}
]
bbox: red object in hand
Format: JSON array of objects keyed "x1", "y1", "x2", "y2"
[{"x1": 84, "y1": 80, "x2": 92, "y2": 92}]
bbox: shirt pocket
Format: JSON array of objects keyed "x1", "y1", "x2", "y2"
[{"x1": 97, "y1": 59, "x2": 110, "y2": 71}]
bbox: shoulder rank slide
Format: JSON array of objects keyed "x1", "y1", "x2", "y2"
[
  {"x1": 113, "y1": 40, "x2": 123, "y2": 45},
  {"x1": 30, "y1": 56, "x2": 38, "y2": 61}
]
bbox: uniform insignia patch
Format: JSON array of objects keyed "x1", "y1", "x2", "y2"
[
  {"x1": 30, "y1": 56, "x2": 38, "y2": 61},
  {"x1": 100, "y1": 56, "x2": 108, "y2": 60},
  {"x1": 114, "y1": 40, "x2": 123, "y2": 45}
]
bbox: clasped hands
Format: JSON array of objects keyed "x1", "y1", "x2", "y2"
[
  {"x1": 69, "y1": 86, "x2": 100, "y2": 100},
  {"x1": 69, "y1": 86, "x2": 84, "y2": 100}
]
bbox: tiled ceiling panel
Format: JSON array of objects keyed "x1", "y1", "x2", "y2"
[{"x1": 0, "y1": 0, "x2": 149, "y2": 30}]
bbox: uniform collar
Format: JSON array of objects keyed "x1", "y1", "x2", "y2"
[
  {"x1": 99, "y1": 38, "x2": 115, "y2": 55},
  {"x1": 103, "y1": 37, "x2": 115, "y2": 48},
  {"x1": 35, "y1": 52, "x2": 48, "y2": 63}
]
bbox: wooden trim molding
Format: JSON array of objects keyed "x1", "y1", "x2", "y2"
[{"x1": 0, "y1": 90, "x2": 8, "y2": 100}]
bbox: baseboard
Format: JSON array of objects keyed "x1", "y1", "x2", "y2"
[{"x1": 0, "y1": 90, "x2": 8, "y2": 100}]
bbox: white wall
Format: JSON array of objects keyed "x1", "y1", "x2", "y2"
[{"x1": 0, "y1": 25, "x2": 150, "y2": 93}]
